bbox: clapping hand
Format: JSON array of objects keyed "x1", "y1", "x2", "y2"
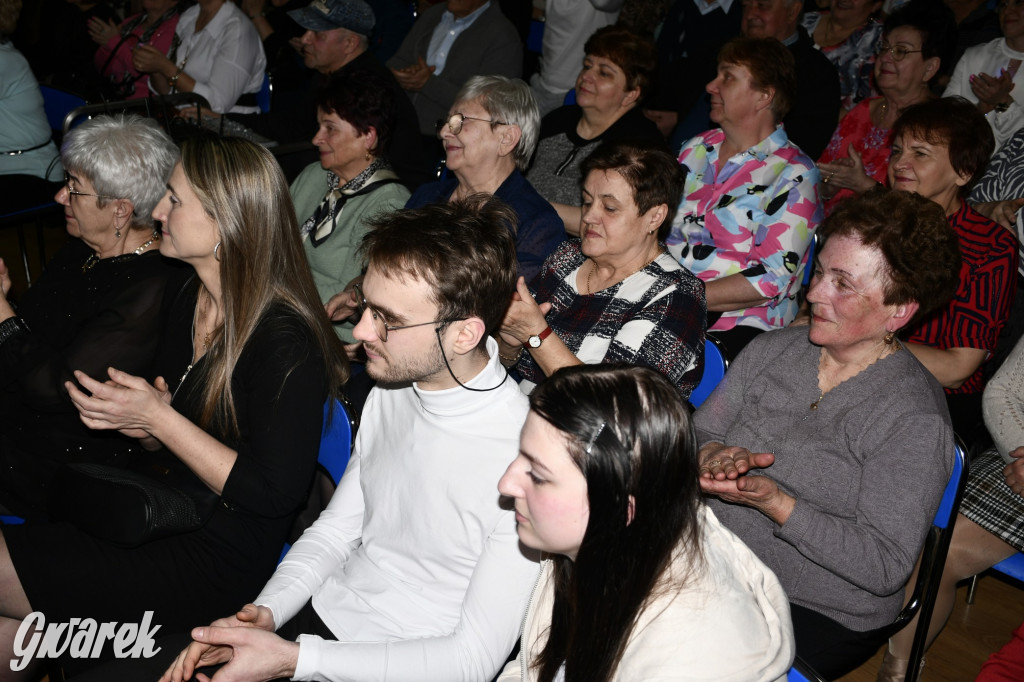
[
  {"x1": 132, "y1": 44, "x2": 172, "y2": 75},
  {"x1": 970, "y1": 69, "x2": 1016, "y2": 110},
  {"x1": 499, "y1": 277, "x2": 552, "y2": 347},
  {"x1": 698, "y1": 442, "x2": 795, "y2": 524},
  {"x1": 819, "y1": 146, "x2": 874, "y2": 197},
  {"x1": 66, "y1": 368, "x2": 171, "y2": 440},
  {"x1": 88, "y1": 16, "x2": 120, "y2": 45}
]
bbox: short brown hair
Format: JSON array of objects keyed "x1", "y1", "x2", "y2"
[
  {"x1": 891, "y1": 97, "x2": 994, "y2": 197},
  {"x1": 718, "y1": 37, "x2": 796, "y2": 124},
  {"x1": 580, "y1": 141, "x2": 686, "y2": 241},
  {"x1": 583, "y1": 25, "x2": 657, "y2": 100},
  {"x1": 820, "y1": 188, "x2": 961, "y2": 324},
  {"x1": 361, "y1": 195, "x2": 518, "y2": 346}
]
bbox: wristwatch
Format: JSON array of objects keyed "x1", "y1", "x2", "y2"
[{"x1": 527, "y1": 326, "x2": 553, "y2": 348}]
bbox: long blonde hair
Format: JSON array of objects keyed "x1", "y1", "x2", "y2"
[{"x1": 180, "y1": 136, "x2": 348, "y2": 436}]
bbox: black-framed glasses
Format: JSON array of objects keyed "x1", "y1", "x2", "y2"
[
  {"x1": 435, "y1": 112, "x2": 509, "y2": 137},
  {"x1": 998, "y1": 0, "x2": 1023, "y2": 11},
  {"x1": 353, "y1": 283, "x2": 455, "y2": 342},
  {"x1": 875, "y1": 42, "x2": 923, "y2": 61},
  {"x1": 63, "y1": 172, "x2": 118, "y2": 200}
]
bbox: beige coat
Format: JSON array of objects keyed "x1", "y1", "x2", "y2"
[{"x1": 498, "y1": 506, "x2": 795, "y2": 682}]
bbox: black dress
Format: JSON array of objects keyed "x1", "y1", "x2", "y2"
[
  {"x1": 0, "y1": 239, "x2": 191, "y2": 518},
  {"x1": 3, "y1": 280, "x2": 329, "y2": 675}
]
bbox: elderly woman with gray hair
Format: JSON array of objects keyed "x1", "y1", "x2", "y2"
[
  {"x1": 406, "y1": 75, "x2": 565, "y2": 282},
  {"x1": 0, "y1": 113, "x2": 189, "y2": 519}
]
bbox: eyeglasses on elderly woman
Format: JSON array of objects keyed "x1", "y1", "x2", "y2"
[{"x1": 435, "y1": 112, "x2": 509, "y2": 137}]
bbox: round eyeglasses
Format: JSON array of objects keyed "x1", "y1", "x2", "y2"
[
  {"x1": 353, "y1": 283, "x2": 456, "y2": 342},
  {"x1": 875, "y1": 42, "x2": 923, "y2": 62},
  {"x1": 63, "y1": 172, "x2": 118, "y2": 200},
  {"x1": 435, "y1": 112, "x2": 509, "y2": 137}
]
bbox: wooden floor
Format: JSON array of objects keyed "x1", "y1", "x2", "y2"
[{"x1": 839, "y1": 574, "x2": 1024, "y2": 682}]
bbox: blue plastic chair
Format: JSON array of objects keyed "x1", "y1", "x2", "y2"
[
  {"x1": 802, "y1": 232, "x2": 820, "y2": 288},
  {"x1": 39, "y1": 85, "x2": 87, "y2": 136},
  {"x1": 967, "y1": 549, "x2": 1024, "y2": 604},
  {"x1": 257, "y1": 72, "x2": 272, "y2": 114},
  {"x1": 788, "y1": 442, "x2": 968, "y2": 682},
  {"x1": 317, "y1": 398, "x2": 354, "y2": 485},
  {"x1": 526, "y1": 19, "x2": 544, "y2": 54},
  {"x1": 787, "y1": 657, "x2": 827, "y2": 682},
  {"x1": 278, "y1": 398, "x2": 354, "y2": 562},
  {"x1": 688, "y1": 336, "x2": 729, "y2": 409}
]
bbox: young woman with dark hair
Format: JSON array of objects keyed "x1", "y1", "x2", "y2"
[{"x1": 497, "y1": 364, "x2": 794, "y2": 682}]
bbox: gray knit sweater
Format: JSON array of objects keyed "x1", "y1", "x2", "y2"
[{"x1": 695, "y1": 326, "x2": 953, "y2": 632}]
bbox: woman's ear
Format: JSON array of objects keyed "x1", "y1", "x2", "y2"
[
  {"x1": 922, "y1": 56, "x2": 940, "y2": 84},
  {"x1": 364, "y1": 126, "x2": 379, "y2": 155},
  {"x1": 621, "y1": 87, "x2": 641, "y2": 109},
  {"x1": 889, "y1": 301, "x2": 921, "y2": 332},
  {"x1": 644, "y1": 204, "x2": 668, "y2": 234},
  {"x1": 757, "y1": 86, "x2": 775, "y2": 115},
  {"x1": 498, "y1": 124, "x2": 522, "y2": 158}
]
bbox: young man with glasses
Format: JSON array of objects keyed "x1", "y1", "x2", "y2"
[{"x1": 148, "y1": 196, "x2": 539, "y2": 682}]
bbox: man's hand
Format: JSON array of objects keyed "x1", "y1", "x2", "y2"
[
  {"x1": 161, "y1": 605, "x2": 276, "y2": 682},
  {"x1": 391, "y1": 57, "x2": 435, "y2": 92}
]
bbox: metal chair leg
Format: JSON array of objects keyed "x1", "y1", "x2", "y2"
[{"x1": 966, "y1": 574, "x2": 979, "y2": 604}]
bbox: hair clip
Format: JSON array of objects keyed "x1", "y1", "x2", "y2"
[{"x1": 585, "y1": 421, "x2": 606, "y2": 454}]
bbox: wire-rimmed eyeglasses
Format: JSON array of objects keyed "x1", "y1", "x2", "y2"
[
  {"x1": 63, "y1": 172, "x2": 118, "y2": 200},
  {"x1": 435, "y1": 112, "x2": 509, "y2": 137},
  {"x1": 875, "y1": 41, "x2": 923, "y2": 61},
  {"x1": 353, "y1": 283, "x2": 455, "y2": 342}
]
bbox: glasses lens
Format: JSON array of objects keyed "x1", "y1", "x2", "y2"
[
  {"x1": 892, "y1": 46, "x2": 909, "y2": 60},
  {"x1": 449, "y1": 114, "x2": 463, "y2": 136},
  {"x1": 374, "y1": 314, "x2": 388, "y2": 342}
]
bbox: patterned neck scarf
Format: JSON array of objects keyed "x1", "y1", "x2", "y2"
[{"x1": 301, "y1": 158, "x2": 397, "y2": 247}]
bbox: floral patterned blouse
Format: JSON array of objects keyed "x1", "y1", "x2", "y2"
[
  {"x1": 667, "y1": 126, "x2": 823, "y2": 332},
  {"x1": 802, "y1": 12, "x2": 883, "y2": 112}
]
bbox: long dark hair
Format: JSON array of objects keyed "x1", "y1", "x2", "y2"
[
  {"x1": 180, "y1": 137, "x2": 349, "y2": 435},
  {"x1": 529, "y1": 364, "x2": 703, "y2": 681}
]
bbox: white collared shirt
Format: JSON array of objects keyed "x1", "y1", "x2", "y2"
[{"x1": 426, "y1": 1, "x2": 491, "y2": 76}]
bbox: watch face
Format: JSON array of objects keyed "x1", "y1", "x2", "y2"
[{"x1": 528, "y1": 336, "x2": 541, "y2": 348}]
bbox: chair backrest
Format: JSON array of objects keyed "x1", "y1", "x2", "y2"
[
  {"x1": 318, "y1": 397, "x2": 354, "y2": 485},
  {"x1": 885, "y1": 440, "x2": 969, "y2": 682},
  {"x1": 787, "y1": 656, "x2": 827, "y2": 682},
  {"x1": 689, "y1": 335, "x2": 729, "y2": 409},
  {"x1": 801, "y1": 232, "x2": 820, "y2": 288},
  {"x1": 257, "y1": 72, "x2": 272, "y2": 114},
  {"x1": 278, "y1": 397, "x2": 355, "y2": 564},
  {"x1": 40, "y1": 86, "x2": 87, "y2": 136}
]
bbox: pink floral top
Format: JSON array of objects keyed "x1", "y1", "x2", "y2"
[
  {"x1": 819, "y1": 97, "x2": 892, "y2": 216},
  {"x1": 667, "y1": 126, "x2": 823, "y2": 332}
]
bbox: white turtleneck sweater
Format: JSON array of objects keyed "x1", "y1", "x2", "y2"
[{"x1": 256, "y1": 338, "x2": 537, "y2": 681}]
